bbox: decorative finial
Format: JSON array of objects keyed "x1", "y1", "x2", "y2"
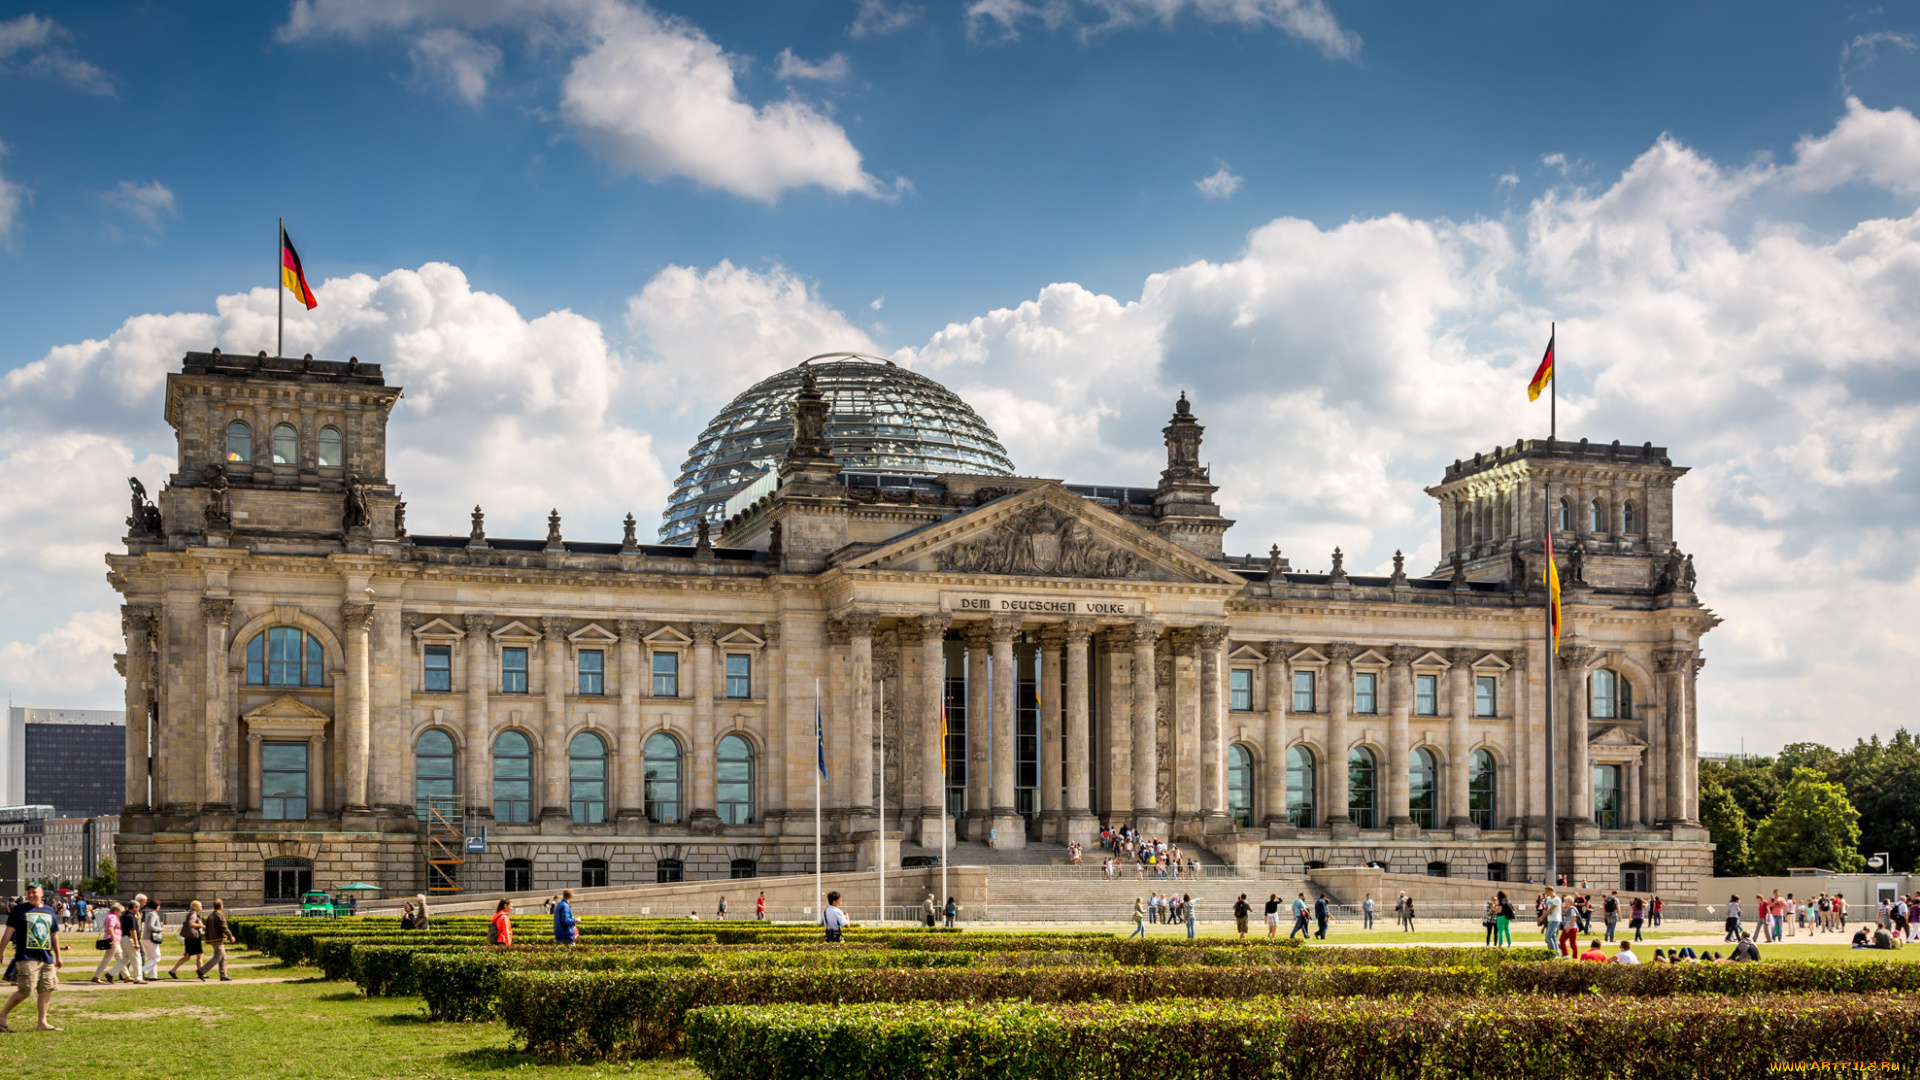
[
  {"x1": 468, "y1": 505, "x2": 486, "y2": 547},
  {"x1": 1329, "y1": 546, "x2": 1347, "y2": 584},
  {"x1": 622, "y1": 512, "x2": 638, "y2": 551},
  {"x1": 695, "y1": 518, "x2": 714, "y2": 557},
  {"x1": 1391, "y1": 549, "x2": 1407, "y2": 586},
  {"x1": 768, "y1": 520, "x2": 784, "y2": 566},
  {"x1": 546, "y1": 509, "x2": 563, "y2": 550}
]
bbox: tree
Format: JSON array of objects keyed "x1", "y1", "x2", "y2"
[
  {"x1": 79, "y1": 856, "x2": 116, "y2": 896},
  {"x1": 1699, "y1": 774, "x2": 1752, "y2": 876},
  {"x1": 1825, "y1": 731, "x2": 1920, "y2": 874},
  {"x1": 1751, "y1": 768, "x2": 1864, "y2": 876},
  {"x1": 1713, "y1": 756, "x2": 1785, "y2": 829}
]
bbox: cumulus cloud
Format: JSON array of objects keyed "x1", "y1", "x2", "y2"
[
  {"x1": 1195, "y1": 160, "x2": 1243, "y2": 199},
  {"x1": 774, "y1": 48, "x2": 850, "y2": 83},
  {"x1": 0, "y1": 142, "x2": 24, "y2": 244},
  {"x1": 966, "y1": 0, "x2": 1359, "y2": 59},
  {"x1": 850, "y1": 0, "x2": 921, "y2": 38},
  {"x1": 0, "y1": 13, "x2": 113, "y2": 94},
  {"x1": 101, "y1": 179, "x2": 177, "y2": 236},
  {"x1": 280, "y1": 0, "x2": 895, "y2": 201},
  {"x1": 1786, "y1": 95, "x2": 1920, "y2": 196}
]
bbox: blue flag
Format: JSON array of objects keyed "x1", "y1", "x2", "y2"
[{"x1": 816, "y1": 696, "x2": 829, "y2": 780}]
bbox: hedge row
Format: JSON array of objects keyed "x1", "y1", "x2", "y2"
[
  {"x1": 685, "y1": 995, "x2": 1920, "y2": 1080},
  {"x1": 501, "y1": 960, "x2": 1920, "y2": 1062}
]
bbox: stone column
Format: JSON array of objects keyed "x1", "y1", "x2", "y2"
[
  {"x1": 1063, "y1": 622, "x2": 1096, "y2": 843},
  {"x1": 615, "y1": 619, "x2": 645, "y2": 828},
  {"x1": 689, "y1": 621, "x2": 721, "y2": 833},
  {"x1": 962, "y1": 623, "x2": 991, "y2": 838},
  {"x1": 1447, "y1": 647, "x2": 1475, "y2": 829},
  {"x1": 1386, "y1": 645, "x2": 1414, "y2": 828},
  {"x1": 987, "y1": 614, "x2": 1024, "y2": 848},
  {"x1": 307, "y1": 733, "x2": 328, "y2": 815},
  {"x1": 246, "y1": 732, "x2": 263, "y2": 812},
  {"x1": 1130, "y1": 620, "x2": 1166, "y2": 836},
  {"x1": 1659, "y1": 648, "x2": 1693, "y2": 823},
  {"x1": 1626, "y1": 758, "x2": 1642, "y2": 828},
  {"x1": 1037, "y1": 627, "x2": 1066, "y2": 842},
  {"x1": 1325, "y1": 642, "x2": 1354, "y2": 831},
  {"x1": 917, "y1": 614, "x2": 951, "y2": 845},
  {"x1": 121, "y1": 605, "x2": 156, "y2": 811},
  {"x1": 1263, "y1": 643, "x2": 1291, "y2": 831},
  {"x1": 1170, "y1": 628, "x2": 1200, "y2": 837},
  {"x1": 1561, "y1": 646, "x2": 1594, "y2": 827},
  {"x1": 845, "y1": 612, "x2": 880, "y2": 830},
  {"x1": 1686, "y1": 655, "x2": 1704, "y2": 821},
  {"x1": 762, "y1": 624, "x2": 786, "y2": 834},
  {"x1": 340, "y1": 600, "x2": 374, "y2": 815},
  {"x1": 538, "y1": 616, "x2": 571, "y2": 825},
  {"x1": 200, "y1": 598, "x2": 234, "y2": 811},
  {"x1": 1197, "y1": 624, "x2": 1230, "y2": 833},
  {"x1": 464, "y1": 614, "x2": 494, "y2": 816}
]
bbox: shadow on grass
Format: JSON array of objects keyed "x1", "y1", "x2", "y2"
[
  {"x1": 443, "y1": 1047, "x2": 546, "y2": 1070},
  {"x1": 372, "y1": 1012, "x2": 432, "y2": 1025},
  {"x1": 316, "y1": 991, "x2": 365, "y2": 1001}
]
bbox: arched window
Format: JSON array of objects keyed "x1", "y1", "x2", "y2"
[
  {"x1": 1589, "y1": 498, "x2": 1606, "y2": 533},
  {"x1": 1348, "y1": 747, "x2": 1377, "y2": 829},
  {"x1": 1556, "y1": 497, "x2": 1570, "y2": 532},
  {"x1": 656, "y1": 858, "x2": 684, "y2": 884},
  {"x1": 1469, "y1": 748, "x2": 1497, "y2": 829},
  {"x1": 492, "y1": 731, "x2": 533, "y2": 823},
  {"x1": 503, "y1": 858, "x2": 532, "y2": 893},
  {"x1": 568, "y1": 732, "x2": 608, "y2": 824},
  {"x1": 317, "y1": 426, "x2": 343, "y2": 468},
  {"x1": 1285, "y1": 746, "x2": 1316, "y2": 828},
  {"x1": 246, "y1": 627, "x2": 325, "y2": 687},
  {"x1": 581, "y1": 858, "x2": 608, "y2": 888},
  {"x1": 715, "y1": 734, "x2": 754, "y2": 825},
  {"x1": 730, "y1": 858, "x2": 757, "y2": 879},
  {"x1": 1590, "y1": 668, "x2": 1631, "y2": 719},
  {"x1": 1226, "y1": 744, "x2": 1255, "y2": 828},
  {"x1": 414, "y1": 729, "x2": 456, "y2": 816},
  {"x1": 1408, "y1": 747, "x2": 1437, "y2": 829},
  {"x1": 225, "y1": 420, "x2": 252, "y2": 463},
  {"x1": 644, "y1": 732, "x2": 682, "y2": 824},
  {"x1": 1622, "y1": 500, "x2": 1637, "y2": 534},
  {"x1": 263, "y1": 855, "x2": 311, "y2": 902},
  {"x1": 1592, "y1": 763, "x2": 1622, "y2": 830},
  {"x1": 271, "y1": 423, "x2": 298, "y2": 465}
]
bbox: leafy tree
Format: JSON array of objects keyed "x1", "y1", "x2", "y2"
[
  {"x1": 79, "y1": 856, "x2": 116, "y2": 896},
  {"x1": 1751, "y1": 768, "x2": 1864, "y2": 875},
  {"x1": 1714, "y1": 756, "x2": 1785, "y2": 829},
  {"x1": 1826, "y1": 731, "x2": 1920, "y2": 873},
  {"x1": 1698, "y1": 774, "x2": 1752, "y2": 876},
  {"x1": 1774, "y1": 742, "x2": 1838, "y2": 782}
]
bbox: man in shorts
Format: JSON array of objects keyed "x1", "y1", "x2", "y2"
[
  {"x1": 1232, "y1": 894, "x2": 1251, "y2": 938},
  {"x1": 0, "y1": 883, "x2": 62, "y2": 1032}
]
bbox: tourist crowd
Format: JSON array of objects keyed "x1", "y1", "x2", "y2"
[{"x1": 1099, "y1": 825, "x2": 1203, "y2": 880}]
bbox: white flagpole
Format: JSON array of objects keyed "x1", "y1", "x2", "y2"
[
  {"x1": 878, "y1": 680, "x2": 886, "y2": 926},
  {"x1": 815, "y1": 678, "x2": 822, "y2": 924}
]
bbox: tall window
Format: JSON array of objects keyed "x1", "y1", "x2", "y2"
[
  {"x1": 1469, "y1": 748, "x2": 1497, "y2": 829},
  {"x1": 1622, "y1": 501, "x2": 1637, "y2": 534},
  {"x1": 730, "y1": 858, "x2": 757, "y2": 879},
  {"x1": 247, "y1": 627, "x2": 325, "y2": 687},
  {"x1": 1620, "y1": 862, "x2": 1651, "y2": 893},
  {"x1": 1226, "y1": 744, "x2": 1254, "y2": 827},
  {"x1": 1286, "y1": 746, "x2": 1316, "y2": 827},
  {"x1": 1556, "y1": 497, "x2": 1571, "y2": 531},
  {"x1": 1229, "y1": 669, "x2": 1253, "y2": 711},
  {"x1": 716, "y1": 734, "x2": 754, "y2": 825},
  {"x1": 1354, "y1": 672, "x2": 1378, "y2": 714},
  {"x1": 581, "y1": 858, "x2": 608, "y2": 888},
  {"x1": 1590, "y1": 668, "x2": 1630, "y2": 719},
  {"x1": 652, "y1": 651, "x2": 679, "y2": 697},
  {"x1": 1475, "y1": 675, "x2": 1497, "y2": 717},
  {"x1": 568, "y1": 732, "x2": 608, "y2": 824},
  {"x1": 1348, "y1": 747, "x2": 1377, "y2": 829},
  {"x1": 725, "y1": 654, "x2": 752, "y2": 698},
  {"x1": 1415, "y1": 673, "x2": 1438, "y2": 716},
  {"x1": 225, "y1": 420, "x2": 252, "y2": 463},
  {"x1": 644, "y1": 732, "x2": 682, "y2": 824},
  {"x1": 263, "y1": 856, "x2": 312, "y2": 902},
  {"x1": 271, "y1": 423, "x2": 298, "y2": 465},
  {"x1": 656, "y1": 858, "x2": 684, "y2": 884},
  {"x1": 501, "y1": 647, "x2": 529, "y2": 694},
  {"x1": 1292, "y1": 670, "x2": 1316, "y2": 713},
  {"x1": 1592, "y1": 763, "x2": 1622, "y2": 830},
  {"x1": 492, "y1": 731, "x2": 533, "y2": 823},
  {"x1": 503, "y1": 858, "x2": 532, "y2": 893},
  {"x1": 1590, "y1": 498, "x2": 1606, "y2": 532},
  {"x1": 317, "y1": 426, "x2": 343, "y2": 468},
  {"x1": 424, "y1": 644, "x2": 452, "y2": 692},
  {"x1": 945, "y1": 641, "x2": 967, "y2": 817},
  {"x1": 414, "y1": 729, "x2": 456, "y2": 814},
  {"x1": 578, "y1": 649, "x2": 604, "y2": 695},
  {"x1": 261, "y1": 742, "x2": 309, "y2": 820},
  {"x1": 1408, "y1": 747, "x2": 1437, "y2": 829},
  {"x1": 1016, "y1": 650, "x2": 1039, "y2": 819}
]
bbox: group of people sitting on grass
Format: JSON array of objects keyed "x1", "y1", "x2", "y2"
[{"x1": 1098, "y1": 825, "x2": 1201, "y2": 881}]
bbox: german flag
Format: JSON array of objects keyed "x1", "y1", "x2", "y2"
[
  {"x1": 1527, "y1": 326, "x2": 1554, "y2": 401},
  {"x1": 1544, "y1": 530, "x2": 1563, "y2": 653},
  {"x1": 281, "y1": 226, "x2": 318, "y2": 310}
]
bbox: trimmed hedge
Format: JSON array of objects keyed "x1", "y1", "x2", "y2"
[{"x1": 686, "y1": 995, "x2": 1920, "y2": 1080}]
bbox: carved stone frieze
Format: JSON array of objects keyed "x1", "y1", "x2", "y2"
[{"x1": 933, "y1": 504, "x2": 1144, "y2": 579}]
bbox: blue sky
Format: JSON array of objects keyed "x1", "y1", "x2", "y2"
[{"x1": 6, "y1": 0, "x2": 1920, "y2": 755}]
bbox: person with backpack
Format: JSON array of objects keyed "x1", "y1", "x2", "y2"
[
  {"x1": 1232, "y1": 894, "x2": 1251, "y2": 939},
  {"x1": 489, "y1": 899, "x2": 513, "y2": 946}
]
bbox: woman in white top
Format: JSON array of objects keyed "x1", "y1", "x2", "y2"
[{"x1": 140, "y1": 899, "x2": 165, "y2": 980}]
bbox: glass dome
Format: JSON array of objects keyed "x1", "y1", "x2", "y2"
[{"x1": 659, "y1": 354, "x2": 1017, "y2": 543}]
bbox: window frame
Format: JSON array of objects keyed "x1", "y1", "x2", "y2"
[
  {"x1": 1474, "y1": 675, "x2": 1497, "y2": 717},
  {"x1": 568, "y1": 731, "x2": 609, "y2": 825},
  {"x1": 503, "y1": 858, "x2": 532, "y2": 893},
  {"x1": 1468, "y1": 748, "x2": 1497, "y2": 829},
  {"x1": 491, "y1": 731, "x2": 533, "y2": 823},
  {"x1": 1285, "y1": 746, "x2": 1316, "y2": 827},
  {"x1": 1229, "y1": 668, "x2": 1254, "y2": 711},
  {"x1": 1590, "y1": 498, "x2": 1606, "y2": 533},
  {"x1": 1556, "y1": 497, "x2": 1571, "y2": 532},
  {"x1": 1347, "y1": 747, "x2": 1378, "y2": 829},
  {"x1": 260, "y1": 740, "x2": 310, "y2": 821},
  {"x1": 501, "y1": 646, "x2": 530, "y2": 694},
  {"x1": 1590, "y1": 668, "x2": 1617, "y2": 720},
  {"x1": 715, "y1": 733, "x2": 755, "y2": 825},
  {"x1": 577, "y1": 648, "x2": 605, "y2": 696},
  {"x1": 1408, "y1": 746, "x2": 1437, "y2": 829},
  {"x1": 652, "y1": 651, "x2": 680, "y2": 697},
  {"x1": 1291, "y1": 670, "x2": 1316, "y2": 713},
  {"x1": 1353, "y1": 671, "x2": 1378, "y2": 715},
  {"x1": 263, "y1": 856, "x2": 312, "y2": 903},
  {"x1": 656, "y1": 858, "x2": 684, "y2": 884},
  {"x1": 1622, "y1": 500, "x2": 1637, "y2": 534},
  {"x1": 580, "y1": 858, "x2": 609, "y2": 888},
  {"x1": 225, "y1": 420, "x2": 252, "y2": 463},
  {"x1": 413, "y1": 729, "x2": 457, "y2": 815},
  {"x1": 316, "y1": 425, "x2": 343, "y2": 468},
  {"x1": 1414, "y1": 673, "x2": 1438, "y2": 716},
  {"x1": 271, "y1": 422, "x2": 298, "y2": 465},
  {"x1": 423, "y1": 644, "x2": 453, "y2": 693},
  {"x1": 1592, "y1": 762, "x2": 1623, "y2": 830},
  {"x1": 644, "y1": 731, "x2": 683, "y2": 825},
  {"x1": 1226, "y1": 743, "x2": 1255, "y2": 827},
  {"x1": 724, "y1": 653, "x2": 752, "y2": 699}
]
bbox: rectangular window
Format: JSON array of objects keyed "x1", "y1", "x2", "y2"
[
  {"x1": 1592, "y1": 763, "x2": 1622, "y2": 830},
  {"x1": 1475, "y1": 675, "x2": 1497, "y2": 717},
  {"x1": 578, "y1": 649, "x2": 604, "y2": 695},
  {"x1": 1292, "y1": 670, "x2": 1316, "y2": 713},
  {"x1": 1016, "y1": 647, "x2": 1038, "y2": 818},
  {"x1": 424, "y1": 645, "x2": 452, "y2": 693},
  {"x1": 1415, "y1": 673, "x2": 1438, "y2": 716},
  {"x1": 652, "y1": 651, "x2": 679, "y2": 697},
  {"x1": 1354, "y1": 672, "x2": 1378, "y2": 715},
  {"x1": 501, "y1": 647, "x2": 529, "y2": 694},
  {"x1": 1229, "y1": 668, "x2": 1253, "y2": 711},
  {"x1": 260, "y1": 741, "x2": 309, "y2": 820},
  {"x1": 945, "y1": 640, "x2": 967, "y2": 817},
  {"x1": 725, "y1": 653, "x2": 752, "y2": 699}
]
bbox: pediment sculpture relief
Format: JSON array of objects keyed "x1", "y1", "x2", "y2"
[{"x1": 934, "y1": 504, "x2": 1145, "y2": 579}]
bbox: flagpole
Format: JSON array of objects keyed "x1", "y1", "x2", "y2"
[
  {"x1": 878, "y1": 680, "x2": 886, "y2": 926},
  {"x1": 815, "y1": 678, "x2": 822, "y2": 925},
  {"x1": 1549, "y1": 321, "x2": 1556, "y2": 443},
  {"x1": 277, "y1": 217, "x2": 284, "y2": 360},
  {"x1": 940, "y1": 700, "x2": 949, "y2": 927},
  {"x1": 1544, "y1": 500, "x2": 1557, "y2": 894}
]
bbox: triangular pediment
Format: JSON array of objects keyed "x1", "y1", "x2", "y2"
[
  {"x1": 1351, "y1": 649, "x2": 1390, "y2": 668},
  {"x1": 412, "y1": 617, "x2": 465, "y2": 641},
  {"x1": 568, "y1": 622, "x2": 619, "y2": 644},
  {"x1": 491, "y1": 619, "x2": 540, "y2": 642},
  {"x1": 644, "y1": 625, "x2": 691, "y2": 647},
  {"x1": 1589, "y1": 725, "x2": 1646, "y2": 748},
  {"x1": 1228, "y1": 643, "x2": 1268, "y2": 663},
  {"x1": 1412, "y1": 650, "x2": 1452, "y2": 670},
  {"x1": 719, "y1": 628, "x2": 766, "y2": 649},
  {"x1": 243, "y1": 694, "x2": 330, "y2": 722},
  {"x1": 1289, "y1": 646, "x2": 1328, "y2": 666},
  {"x1": 842, "y1": 483, "x2": 1244, "y2": 585},
  {"x1": 1472, "y1": 653, "x2": 1512, "y2": 673}
]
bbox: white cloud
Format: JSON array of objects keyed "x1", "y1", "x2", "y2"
[
  {"x1": 966, "y1": 0, "x2": 1359, "y2": 59},
  {"x1": 0, "y1": 13, "x2": 112, "y2": 94},
  {"x1": 0, "y1": 142, "x2": 24, "y2": 244},
  {"x1": 1195, "y1": 160, "x2": 1243, "y2": 199},
  {"x1": 280, "y1": 0, "x2": 895, "y2": 201},
  {"x1": 408, "y1": 28, "x2": 502, "y2": 104},
  {"x1": 850, "y1": 0, "x2": 921, "y2": 38},
  {"x1": 774, "y1": 48, "x2": 850, "y2": 83},
  {"x1": 101, "y1": 180, "x2": 177, "y2": 234},
  {"x1": 1786, "y1": 95, "x2": 1920, "y2": 197}
]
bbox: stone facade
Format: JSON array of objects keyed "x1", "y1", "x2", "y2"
[{"x1": 110, "y1": 351, "x2": 1716, "y2": 904}]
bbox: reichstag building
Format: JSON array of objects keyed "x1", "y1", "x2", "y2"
[{"x1": 109, "y1": 350, "x2": 1715, "y2": 903}]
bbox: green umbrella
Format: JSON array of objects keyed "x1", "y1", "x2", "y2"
[{"x1": 334, "y1": 883, "x2": 383, "y2": 891}]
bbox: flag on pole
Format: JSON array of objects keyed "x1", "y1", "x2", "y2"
[
  {"x1": 939, "y1": 701, "x2": 948, "y2": 775},
  {"x1": 1544, "y1": 529, "x2": 1563, "y2": 653},
  {"x1": 1527, "y1": 327, "x2": 1555, "y2": 401},
  {"x1": 816, "y1": 695, "x2": 829, "y2": 780},
  {"x1": 281, "y1": 226, "x2": 318, "y2": 310}
]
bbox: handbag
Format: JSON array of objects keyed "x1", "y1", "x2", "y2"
[{"x1": 95, "y1": 935, "x2": 113, "y2": 951}]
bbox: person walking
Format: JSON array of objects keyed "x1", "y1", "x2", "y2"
[
  {"x1": 140, "y1": 898, "x2": 164, "y2": 981},
  {"x1": 88, "y1": 901, "x2": 125, "y2": 983},
  {"x1": 1289, "y1": 893, "x2": 1310, "y2": 939},
  {"x1": 716, "y1": 896, "x2": 728, "y2": 921},
  {"x1": 943, "y1": 896, "x2": 958, "y2": 928},
  {"x1": 1723, "y1": 895, "x2": 1742, "y2": 942},
  {"x1": 1129, "y1": 897, "x2": 1147, "y2": 938},
  {"x1": 414, "y1": 894, "x2": 432, "y2": 931},
  {"x1": 1650, "y1": 895, "x2": 1663, "y2": 928},
  {"x1": 1541, "y1": 889, "x2": 1563, "y2": 954},
  {"x1": 551, "y1": 889, "x2": 579, "y2": 944},
  {"x1": 1263, "y1": 893, "x2": 1280, "y2": 939},
  {"x1": 196, "y1": 900, "x2": 232, "y2": 981},
  {"x1": 489, "y1": 899, "x2": 514, "y2": 946},
  {"x1": 1628, "y1": 897, "x2": 1645, "y2": 943},
  {"x1": 1394, "y1": 892, "x2": 1407, "y2": 930},
  {"x1": 757, "y1": 891, "x2": 768, "y2": 922},
  {"x1": 1182, "y1": 893, "x2": 1198, "y2": 939},
  {"x1": 821, "y1": 891, "x2": 850, "y2": 943},
  {"x1": 0, "y1": 883, "x2": 62, "y2": 1033},
  {"x1": 116, "y1": 899, "x2": 144, "y2": 983},
  {"x1": 1402, "y1": 895, "x2": 1417, "y2": 934},
  {"x1": 1313, "y1": 893, "x2": 1330, "y2": 940},
  {"x1": 1362, "y1": 893, "x2": 1374, "y2": 930},
  {"x1": 1495, "y1": 890, "x2": 1514, "y2": 947},
  {"x1": 1603, "y1": 892, "x2": 1619, "y2": 943},
  {"x1": 168, "y1": 902, "x2": 205, "y2": 978},
  {"x1": 922, "y1": 892, "x2": 937, "y2": 928},
  {"x1": 1232, "y1": 894, "x2": 1251, "y2": 939}
]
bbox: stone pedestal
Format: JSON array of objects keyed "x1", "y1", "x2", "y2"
[{"x1": 985, "y1": 810, "x2": 1026, "y2": 849}]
